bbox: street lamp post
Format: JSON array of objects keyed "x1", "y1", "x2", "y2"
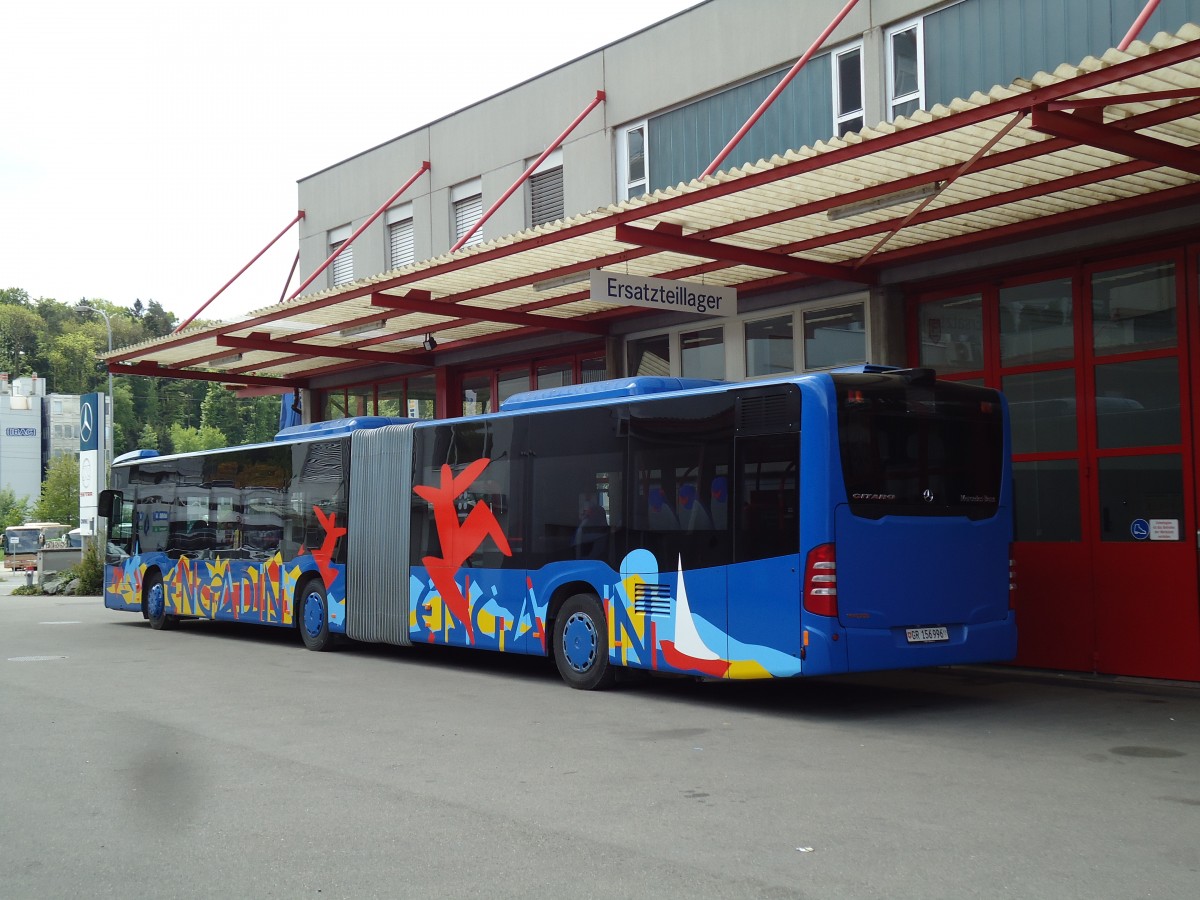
[{"x1": 78, "y1": 304, "x2": 114, "y2": 479}]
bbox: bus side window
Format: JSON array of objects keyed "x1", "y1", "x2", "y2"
[{"x1": 735, "y1": 434, "x2": 800, "y2": 563}]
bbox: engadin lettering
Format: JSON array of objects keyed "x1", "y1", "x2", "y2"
[{"x1": 852, "y1": 493, "x2": 897, "y2": 501}]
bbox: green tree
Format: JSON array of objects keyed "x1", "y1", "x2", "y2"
[
  {"x1": 0, "y1": 486, "x2": 31, "y2": 530},
  {"x1": 142, "y1": 301, "x2": 177, "y2": 338},
  {"x1": 1, "y1": 288, "x2": 32, "y2": 305},
  {"x1": 0, "y1": 304, "x2": 45, "y2": 375},
  {"x1": 137, "y1": 423, "x2": 159, "y2": 450},
  {"x1": 247, "y1": 396, "x2": 283, "y2": 444},
  {"x1": 47, "y1": 331, "x2": 98, "y2": 394},
  {"x1": 201, "y1": 382, "x2": 245, "y2": 445},
  {"x1": 111, "y1": 380, "x2": 138, "y2": 457},
  {"x1": 34, "y1": 455, "x2": 80, "y2": 527},
  {"x1": 169, "y1": 423, "x2": 227, "y2": 453}
]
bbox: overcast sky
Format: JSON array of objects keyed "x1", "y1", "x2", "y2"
[{"x1": 1, "y1": 0, "x2": 700, "y2": 324}]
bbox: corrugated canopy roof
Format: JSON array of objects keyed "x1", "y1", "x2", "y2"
[{"x1": 109, "y1": 26, "x2": 1200, "y2": 389}]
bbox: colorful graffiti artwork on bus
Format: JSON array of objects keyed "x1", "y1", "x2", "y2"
[
  {"x1": 103, "y1": 508, "x2": 350, "y2": 628},
  {"x1": 103, "y1": 505, "x2": 348, "y2": 629},
  {"x1": 104, "y1": 551, "x2": 344, "y2": 627},
  {"x1": 409, "y1": 460, "x2": 802, "y2": 679},
  {"x1": 412, "y1": 459, "x2": 512, "y2": 643}
]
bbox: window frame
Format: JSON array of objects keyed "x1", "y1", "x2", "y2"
[
  {"x1": 832, "y1": 41, "x2": 865, "y2": 137},
  {"x1": 386, "y1": 201, "x2": 415, "y2": 270},
  {"x1": 617, "y1": 120, "x2": 648, "y2": 200},
  {"x1": 528, "y1": 148, "x2": 564, "y2": 227},
  {"x1": 885, "y1": 17, "x2": 925, "y2": 120},
  {"x1": 328, "y1": 223, "x2": 354, "y2": 287},
  {"x1": 451, "y1": 177, "x2": 484, "y2": 248},
  {"x1": 626, "y1": 296, "x2": 868, "y2": 380}
]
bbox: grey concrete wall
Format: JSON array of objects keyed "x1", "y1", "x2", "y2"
[
  {"x1": 38, "y1": 548, "x2": 81, "y2": 576},
  {"x1": 294, "y1": 0, "x2": 947, "y2": 292}
]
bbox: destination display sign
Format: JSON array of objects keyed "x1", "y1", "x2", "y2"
[{"x1": 590, "y1": 271, "x2": 736, "y2": 317}]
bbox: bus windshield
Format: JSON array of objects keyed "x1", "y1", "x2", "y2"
[{"x1": 835, "y1": 372, "x2": 1004, "y2": 519}]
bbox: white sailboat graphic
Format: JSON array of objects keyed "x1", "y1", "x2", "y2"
[{"x1": 671, "y1": 556, "x2": 720, "y2": 660}]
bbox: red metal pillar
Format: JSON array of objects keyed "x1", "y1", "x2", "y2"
[
  {"x1": 175, "y1": 210, "x2": 305, "y2": 333},
  {"x1": 701, "y1": 0, "x2": 861, "y2": 178},
  {"x1": 451, "y1": 90, "x2": 606, "y2": 252},
  {"x1": 288, "y1": 161, "x2": 431, "y2": 302},
  {"x1": 1119, "y1": 0, "x2": 1162, "y2": 50}
]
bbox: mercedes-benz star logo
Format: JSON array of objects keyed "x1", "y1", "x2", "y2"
[
  {"x1": 80, "y1": 403, "x2": 95, "y2": 444},
  {"x1": 922, "y1": 489, "x2": 935, "y2": 503}
]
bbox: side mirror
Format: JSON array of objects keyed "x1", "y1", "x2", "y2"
[{"x1": 98, "y1": 489, "x2": 118, "y2": 520}]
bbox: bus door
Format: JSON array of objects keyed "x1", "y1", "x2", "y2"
[
  {"x1": 728, "y1": 386, "x2": 802, "y2": 667},
  {"x1": 625, "y1": 394, "x2": 736, "y2": 672}
]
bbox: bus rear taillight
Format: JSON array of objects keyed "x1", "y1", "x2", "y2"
[{"x1": 804, "y1": 543, "x2": 838, "y2": 617}]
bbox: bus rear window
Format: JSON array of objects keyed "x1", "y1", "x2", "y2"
[{"x1": 835, "y1": 373, "x2": 1003, "y2": 519}]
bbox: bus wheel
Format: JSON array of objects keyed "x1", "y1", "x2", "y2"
[
  {"x1": 298, "y1": 578, "x2": 333, "y2": 651},
  {"x1": 144, "y1": 572, "x2": 177, "y2": 631},
  {"x1": 553, "y1": 593, "x2": 616, "y2": 690}
]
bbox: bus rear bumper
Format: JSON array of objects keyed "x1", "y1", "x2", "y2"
[{"x1": 841, "y1": 614, "x2": 1018, "y2": 674}]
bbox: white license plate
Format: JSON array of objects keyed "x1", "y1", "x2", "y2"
[{"x1": 906, "y1": 626, "x2": 949, "y2": 643}]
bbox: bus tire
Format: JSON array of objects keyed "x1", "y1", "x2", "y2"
[
  {"x1": 144, "y1": 571, "x2": 177, "y2": 631},
  {"x1": 297, "y1": 577, "x2": 333, "y2": 651},
  {"x1": 553, "y1": 592, "x2": 616, "y2": 690}
]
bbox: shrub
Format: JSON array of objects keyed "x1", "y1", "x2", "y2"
[{"x1": 70, "y1": 539, "x2": 105, "y2": 595}]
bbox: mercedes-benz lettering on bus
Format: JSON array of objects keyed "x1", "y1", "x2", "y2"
[{"x1": 99, "y1": 367, "x2": 1016, "y2": 689}]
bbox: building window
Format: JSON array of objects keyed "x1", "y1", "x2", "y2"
[
  {"x1": 529, "y1": 149, "x2": 564, "y2": 227},
  {"x1": 377, "y1": 375, "x2": 436, "y2": 419},
  {"x1": 680, "y1": 327, "x2": 725, "y2": 379},
  {"x1": 387, "y1": 202, "x2": 414, "y2": 269},
  {"x1": 833, "y1": 43, "x2": 864, "y2": 136},
  {"x1": 452, "y1": 178, "x2": 484, "y2": 248},
  {"x1": 498, "y1": 368, "x2": 530, "y2": 406},
  {"x1": 628, "y1": 334, "x2": 670, "y2": 377},
  {"x1": 461, "y1": 374, "x2": 492, "y2": 416},
  {"x1": 803, "y1": 304, "x2": 866, "y2": 369},
  {"x1": 329, "y1": 224, "x2": 354, "y2": 286},
  {"x1": 887, "y1": 19, "x2": 924, "y2": 119},
  {"x1": 619, "y1": 121, "x2": 648, "y2": 200},
  {"x1": 745, "y1": 315, "x2": 795, "y2": 377},
  {"x1": 919, "y1": 293, "x2": 984, "y2": 373},
  {"x1": 581, "y1": 356, "x2": 607, "y2": 383}
]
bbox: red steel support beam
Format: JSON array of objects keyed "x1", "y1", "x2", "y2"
[
  {"x1": 613, "y1": 222, "x2": 876, "y2": 283},
  {"x1": 1030, "y1": 105, "x2": 1200, "y2": 175},
  {"x1": 854, "y1": 110, "x2": 1026, "y2": 266},
  {"x1": 109, "y1": 361, "x2": 307, "y2": 390},
  {"x1": 370, "y1": 290, "x2": 608, "y2": 333},
  {"x1": 175, "y1": 210, "x2": 306, "y2": 333},
  {"x1": 1119, "y1": 0, "x2": 1162, "y2": 50},
  {"x1": 451, "y1": 90, "x2": 606, "y2": 252},
  {"x1": 288, "y1": 161, "x2": 431, "y2": 301},
  {"x1": 702, "y1": 0, "x2": 861, "y2": 177},
  {"x1": 215, "y1": 334, "x2": 426, "y2": 363},
  {"x1": 279, "y1": 249, "x2": 300, "y2": 304}
]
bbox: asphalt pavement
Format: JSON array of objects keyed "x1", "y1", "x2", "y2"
[{"x1": 2, "y1": 570, "x2": 1198, "y2": 899}]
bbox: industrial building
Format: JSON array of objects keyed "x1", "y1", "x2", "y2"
[{"x1": 108, "y1": 0, "x2": 1200, "y2": 680}]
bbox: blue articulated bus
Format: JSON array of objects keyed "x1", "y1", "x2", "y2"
[{"x1": 99, "y1": 366, "x2": 1016, "y2": 689}]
